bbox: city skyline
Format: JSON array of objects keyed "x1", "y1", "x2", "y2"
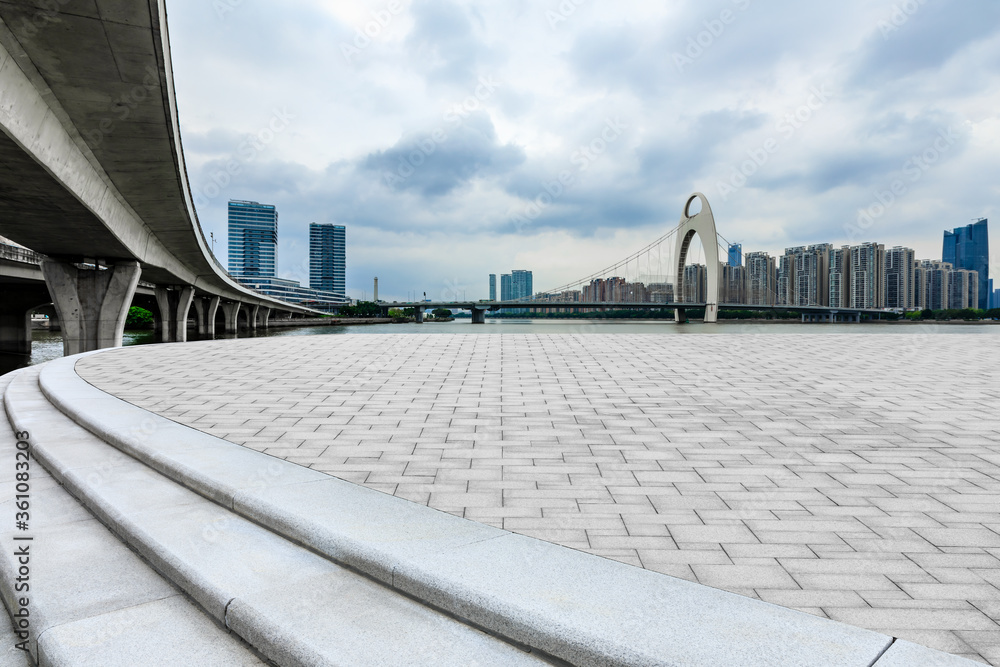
[{"x1": 167, "y1": 1, "x2": 1000, "y2": 302}]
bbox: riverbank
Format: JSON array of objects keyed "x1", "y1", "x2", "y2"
[{"x1": 266, "y1": 317, "x2": 394, "y2": 327}]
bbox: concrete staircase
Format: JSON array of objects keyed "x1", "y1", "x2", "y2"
[{"x1": 0, "y1": 352, "x2": 982, "y2": 666}]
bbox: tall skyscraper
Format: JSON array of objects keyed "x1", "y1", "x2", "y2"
[
  {"x1": 511, "y1": 269, "x2": 533, "y2": 314},
  {"x1": 722, "y1": 263, "x2": 745, "y2": 304},
  {"x1": 850, "y1": 242, "x2": 885, "y2": 309},
  {"x1": 943, "y1": 219, "x2": 989, "y2": 310},
  {"x1": 885, "y1": 246, "x2": 915, "y2": 309},
  {"x1": 912, "y1": 260, "x2": 927, "y2": 310},
  {"x1": 511, "y1": 270, "x2": 533, "y2": 300},
  {"x1": 489, "y1": 274, "x2": 496, "y2": 301},
  {"x1": 745, "y1": 251, "x2": 776, "y2": 306},
  {"x1": 921, "y1": 260, "x2": 951, "y2": 310},
  {"x1": 309, "y1": 223, "x2": 346, "y2": 296},
  {"x1": 683, "y1": 265, "x2": 707, "y2": 302},
  {"x1": 948, "y1": 269, "x2": 979, "y2": 310},
  {"x1": 829, "y1": 246, "x2": 851, "y2": 308},
  {"x1": 727, "y1": 243, "x2": 742, "y2": 267},
  {"x1": 228, "y1": 200, "x2": 277, "y2": 278},
  {"x1": 500, "y1": 274, "x2": 512, "y2": 300},
  {"x1": 777, "y1": 252, "x2": 795, "y2": 306}
]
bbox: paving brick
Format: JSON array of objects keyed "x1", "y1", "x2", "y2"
[{"x1": 77, "y1": 333, "x2": 1000, "y2": 666}]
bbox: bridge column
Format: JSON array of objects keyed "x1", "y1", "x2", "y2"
[
  {"x1": 674, "y1": 307, "x2": 688, "y2": 324},
  {"x1": 193, "y1": 296, "x2": 220, "y2": 336},
  {"x1": 0, "y1": 289, "x2": 49, "y2": 355},
  {"x1": 257, "y1": 306, "x2": 270, "y2": 328},
  {"x1": 247, "y1": 304, "x2": 260, "y2": 331},
  {"x1": 415, "y1": 307, "x2": 424, "y2": 323},
  {"x1": 41, "y1": 260, "x2": 141, "y2": 355},
  {"x1": 220, "y1": 301, "x2": 241, "y2": 334},
  {"x1": 154, "y1": 286, "x2": 195, "y2": 343},
  {"x1": 471, "y1": 308, "x2": 486, "y2": 324}
]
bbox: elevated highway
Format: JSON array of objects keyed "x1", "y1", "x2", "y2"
[{"x1": 0, "y1": 0, "x2": 319, "y2": 354}]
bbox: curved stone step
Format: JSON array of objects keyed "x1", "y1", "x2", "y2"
[
  {"x1": 0, "y1": 368, "x2": 266, "y2": 666},
  {"x1": 37, "y1": 350, "x2": 982, "y2": 667},
  {"x1": 3, "y1": 366, "x2": 550, "y2": 666}
]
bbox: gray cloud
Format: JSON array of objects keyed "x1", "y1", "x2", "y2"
[{"x1": 167, "y1": 0, "x2": 1000, "y2": 300}]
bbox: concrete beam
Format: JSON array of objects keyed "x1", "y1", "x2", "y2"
[
  {"x1": 41, "y1": 260, "x2": 141, "y2": 355},
  {"x1": 154, "y1": 286, "x2": 195, "y2": 343},
  {"x1": 193, "y1": 296, "x2": 220, "y2": 337}
]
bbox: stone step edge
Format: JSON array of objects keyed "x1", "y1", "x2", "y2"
[
  {"x1": 3, "y1": 366, "x2": 551, "y2": 667},
  {"x1": 0, "y1": 367, "x2": 268, "y2": 666},
  {"x1": 42, "y1": 350, "x2": 979, "y2": 667}
]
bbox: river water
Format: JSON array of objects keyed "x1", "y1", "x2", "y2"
[{"x1": 4, "y1": 318, "x2": 997, "y2": 375}]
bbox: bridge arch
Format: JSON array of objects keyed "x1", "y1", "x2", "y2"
[{"x1": 674, "y1": 193, "x2": 720, "y2": 323}]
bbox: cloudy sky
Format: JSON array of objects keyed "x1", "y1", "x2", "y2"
[{"x1": 168, "y1": 0, "x2": 1000, "y2": 301}]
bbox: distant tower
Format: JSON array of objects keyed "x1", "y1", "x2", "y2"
[
  {"x1": 309, "y1": 223, "x2": 346, "y2": 297},
  {"x1": 228, "y1": 200, "x2": 277, "y2": 278},
  {"x1": 943, "y1": 219, "x2": 989, "y2": 310},
  {"x1": 374, "y1": 277, "x2": 379, "y2": 302},
  {"x1": 727, "y1": 243, "x2": 742, "y2": 267},
  {"x1": 489, "y1": 274, "x2": 496, "y2": 301}
]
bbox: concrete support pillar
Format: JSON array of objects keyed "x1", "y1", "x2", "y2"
[
  {"x1": 154, "y1": 286, "x2": 195, "y2": 343},
  {"x1": 415, "y1": 307, "x2": 424, "y2": 323},
  {"x1": 220, "y1": 301, "x2": 241, "y2": 334},
  {"x1": 40, "y1": 260, "x2": 141, "y2": 356},
  {"x1": 247, "y1": 304, "x2": 260, "y2": 330},
  {"x1": 0, "y1": 291, "x2": 41, "y2": 356},
  {"x1": 257, "y1": 307, "x2": 270, "y2": 328},
  {"x1": 674, "y1": 307, "x2": 688, "y2": 324},
  {"x1": 193, "y1": 296, "x2": 220, "y2": 336},
  {"x1": 472, "y1": 308, "x2": 486, "y2": 324}
]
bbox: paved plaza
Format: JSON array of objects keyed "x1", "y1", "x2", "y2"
[{"x1": 76, "y1": 332, "x2": 1000, "y2": 664}]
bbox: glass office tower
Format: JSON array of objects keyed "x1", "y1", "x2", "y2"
[
  {"x1": 228, "y1": 200, "x2": 277, "y2": 278},
  {"x1": 943, "y1": 219, "x2": 989, "y2": 310},
  {"x1": 309, "y1": 223, "x2": 346, "y2": 297},
  {"x1": 727, "y1": 243, "x2": 742, "y2": 267}
]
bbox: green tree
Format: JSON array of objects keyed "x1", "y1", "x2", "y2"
[
  {"x1": 125, "y1": 306, "x2": 154, "y2": 329},
  {"x1": 432, "y1": 308, "x2": 452, "y2": 319}
]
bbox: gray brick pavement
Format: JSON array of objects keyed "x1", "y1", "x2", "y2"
[{"x1": 77, "y1": 333, "x2": 1000, "y2": 664}]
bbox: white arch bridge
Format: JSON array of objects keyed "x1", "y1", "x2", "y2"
[{"x1": 393, "y1": 193, "x2": 887, "y2": 324}]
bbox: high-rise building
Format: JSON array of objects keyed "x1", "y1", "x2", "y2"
[
  {"x1": 722, "y1": 263, "x2": 746, "y2": 304},
  {"x1": 308, "y1": 223, "x2": 346, "y2": 296},
  {"x1": 993, "y1": 287, "x2": 1000, "y2": 310},
  {"x1": 511, "y1": 270, "x2": 533, "y2": 300},
  {"x1": 921, "y1": 260, "x2": 951, "y2": 310},
  {"x1": 948, "y1": 269, "x2": 979, "y2": 310},
  {"x1": 850, "y1": 242, "x2": 885, "y2": 309},
  {"x1": 745, "y1": 251, "x2": 776, "y2": 306},
  {"x1": 647, "y1": 283, "x2": 674, "y2": 304},
  {"x1": 228, "y1": 200, "x2": 277, "y2": 278},
  {"x1": 727, "y1": 243, "x2": 742, "y2": 267},
  {"x1": 777, "y1": 252, "x2": 795, "y2": 306},
  {"x1": 777, "y1": 245, "x2": 831, "y2": 306},
  {"x1": 683, "y1": 264, "x2": 707, "y2": 303},
  {"x1": 489, "y1": 274, "x2": 496, "y2": 301},
  {"x1": 500, "y1": 274, "x2": 512, "y2": 300},
  {"x1": 885, "y1": 246, "x2": 915, "y2": 310},
  {"x1": 943, "y1": 219, "x2": 989, "y2": 310},
  {"x1": 829, "y1": 246, "x2": 851, "y2": 308},
  {"x1": 912, "y1": 260, "x2": 927, "y2": 310}
]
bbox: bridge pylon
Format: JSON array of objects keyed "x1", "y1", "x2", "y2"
[{"x1": 674, "y1": 193, "x2": 720, "y2": 323}]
